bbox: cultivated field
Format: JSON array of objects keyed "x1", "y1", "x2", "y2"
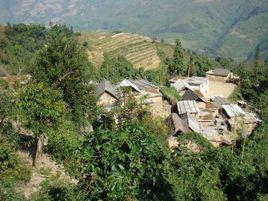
[{"x1": 82, "y1": 32, "x2": 161, "y2": 69}]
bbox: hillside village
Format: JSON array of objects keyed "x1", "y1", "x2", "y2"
[
  {"x1": 94, "y1": 68, "x2": 261, "y2": 147},
  {"x1": 0, "y1": 57, "x2": 262, "y2": 149}
]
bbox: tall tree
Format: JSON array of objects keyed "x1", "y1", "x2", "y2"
[
  {"x1": 29, "y1": 33, "x2": 97, "y2": 129},
  {"x1": 19, "y1": 82, "x2": 66, "y2": 167},
  {"x1": 171, "y1": 39, "x2": 186, "y2": 75}
]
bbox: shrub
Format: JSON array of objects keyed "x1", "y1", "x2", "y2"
[{"x1": 161, "y1": 86, "x2": 181, "y2": 105}]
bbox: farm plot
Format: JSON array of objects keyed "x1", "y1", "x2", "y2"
[{"x1": 85, "y1": 32, "x2": 161, "y2": 69}]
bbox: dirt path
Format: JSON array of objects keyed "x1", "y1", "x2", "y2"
[{"x1": 16, "y1": 148, "x2": 78, "y2": 200}]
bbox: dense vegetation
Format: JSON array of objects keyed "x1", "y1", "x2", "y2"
[{"x1": 0, "y1": 24, "x2": 267, "y2": 201}]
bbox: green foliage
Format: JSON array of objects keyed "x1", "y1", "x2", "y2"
[
  {"x1": 0, "y1": 135, "x2": 31, "y2": 201},
  {"x1": 19, "y1": 82, "x2": 66, "y2": 137},
  {"x1": 169, "y1": 117, "x2": 268, "y2": 201},
  {"x1": 0, "y1": 89, "x2": 14, "y2": 128},
  {"x1": 45, "y1": 119, "x2": 82, "y2": 176},
  {"x1": 193, "y1": 54, "x2": 215, "y2": 76},
  {"x1": 0, "y1": 24, "x2": 78, "y2": 75},
  {"x1": 0, "y1": 23, "x2": 267, "y2": 201},
  {"x1": 140, "y1": 115, "x2": 170, "y2": 148},
  {"x1": 169, "y1": 39, "x2": 186, "y2": 75},
  {"x1": 161, "y1": 86, "x2": 181, "y2": 105},
  {"x1": 29, "y1": 33, "x2": 97, "y2": 127},
  {"x1": 235, "y1": 62, "x2": 268, "y2": 110},
  {"x1": 30, "y1": 177, "x2": 85, "y2": 201},
  {"x1": 99, "y1": 55, "x2": 138, "y2": 83},
  {"x1": 76, "y1": 123, "x2": 173, "y2": 200},
  {"x1": 0, "y1": 24, "x2": 47, "y2": 74}
]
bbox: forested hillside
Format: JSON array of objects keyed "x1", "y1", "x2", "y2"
[{"x1": 1, "y1": 0, "x2": 268, "y2": 61}]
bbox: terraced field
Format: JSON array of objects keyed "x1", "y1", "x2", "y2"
[{"x1": 83, "y1": 32, "x2": 161, "y2": 69}]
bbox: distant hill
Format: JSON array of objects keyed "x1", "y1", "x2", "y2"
[
  {"x1": 1, "y1": 0, "x2": 268, "y2": 61},
  {"x1": 81, "y1": 32, "x2": 161, "y2": 69}
]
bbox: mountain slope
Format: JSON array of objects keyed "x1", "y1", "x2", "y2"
[{"x1": 1, "y1": 0, "x2": 268, "y2": 61}]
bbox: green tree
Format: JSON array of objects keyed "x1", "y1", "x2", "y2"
[
  {"x1": 169, "y1": 39, "x2": 186, "y2": 76},
  {"x1": 76, "y1": 123, "x2": 174, "y2": 200},
  {"x1": 99, "y1": 55, "x2": 138, "y2": 83},
  {"x1": 29, "y1": 35, "x2": 97, "y2": 129},
  {"x1": 19, "y1": 82, "x2": 66, "y2": 167},
  {"x1": 170, "y1": 133, "x2": 226, "y2": 201}
]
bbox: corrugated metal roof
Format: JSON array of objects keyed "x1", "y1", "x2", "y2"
[
  {"x1": 211, "y1": 96, "x2": 231, "y2": 108},
  {"x1": 131, "y1": 79, "x2": 159, "y2": 90},
  {"x1": 119, "y1": 79, "x2": 142, "y2": 93},
  {"x1": 119, "y1": 79, "x2": 159, "y2": 92},
  {"x1": 177, "y1": 100, "x2": 199, "y2": 115},
  {"x1": 96, "y1": 79, "x2": 120, "y2": 99},
  {"x1": 222, "y1": 104, "x2": 245, "y2": 118},
  {"x1": 171, "y1": 80, "x2": 193, "y2": 92}
]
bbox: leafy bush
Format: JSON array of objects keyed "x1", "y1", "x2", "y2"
[
  {"x1": 161, "y1": 86, "x2": 181, "y2": 104},
  {"x1": 30, "y1": 177, "x2": 85, "y2": 201},
  {"x1": 45, "y1": 119, "x2": 82, "y2": 176},
  {"x1": 0, "y1": 135, "x2": 31, "y2": 201},
  {"x1": 76, "y1": 123, "x2": 174, "y2": 200}
]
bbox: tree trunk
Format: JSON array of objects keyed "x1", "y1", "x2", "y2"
[{"x1": 33, "y1": 136, "x2": 43, "y2": 168}]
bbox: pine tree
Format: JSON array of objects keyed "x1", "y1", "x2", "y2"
[{"x1": 173, "y1": 39, "x2": 186, "y2": 75}]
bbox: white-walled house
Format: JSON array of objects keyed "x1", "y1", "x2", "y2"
[{"x1": 183, "y1": 77, "x2": 209, "y2": 96}]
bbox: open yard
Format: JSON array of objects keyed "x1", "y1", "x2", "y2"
[{"x1": 206, "y1": 81, "x2": 237, "y2": 98}]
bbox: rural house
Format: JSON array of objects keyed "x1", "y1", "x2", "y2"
[
  {"x1": 170, "y1": 79, "x2": 193, "y2": 96},
  {"x1": 170, "y1": 76, "x2": 209, "y2": 96},
  {"x1": 96, "y1": 79, "x2": 121, "y2": 111},
  {"x1": 119, "y1": 79, "x2": 164, "y2": 116},
  {"x1": 183, "y1": 77, "x2": 209, "y2": 96},
  {"x1": 182, "y1": 89, "x2": 208, "y2": 109},
  {"x1": 206, "y1": 68, "x2": 233, "y2": 82}
]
